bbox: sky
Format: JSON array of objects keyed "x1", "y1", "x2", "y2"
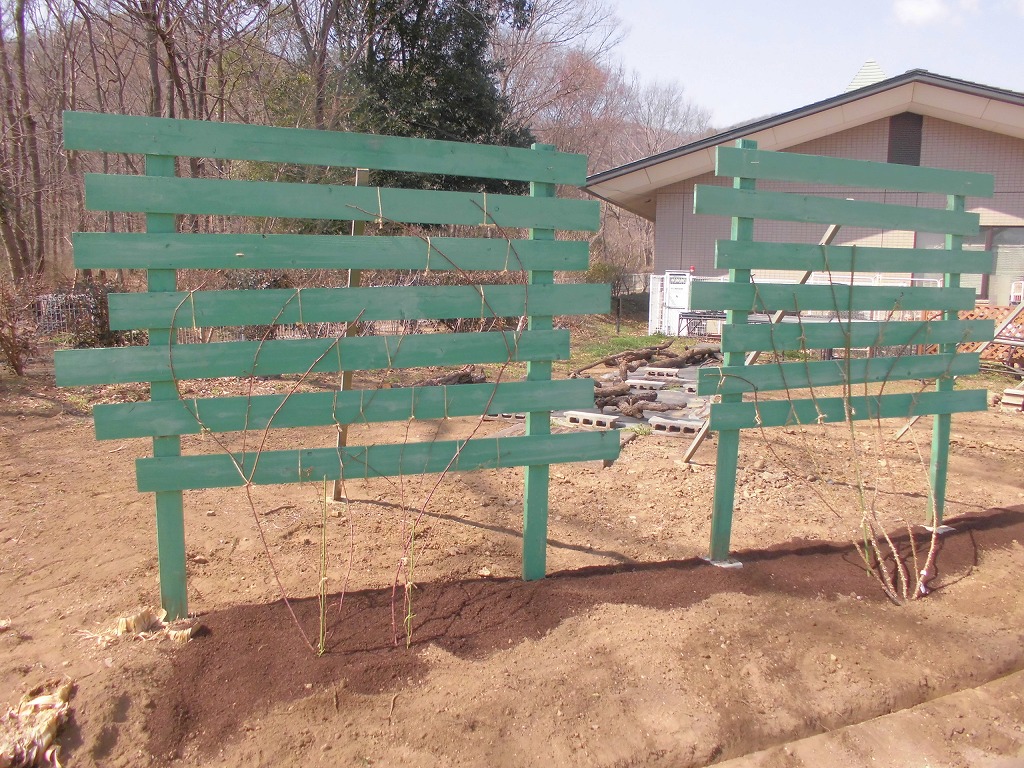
[{"x1": 610, "y1": 0, "x2": 1024, "y2": 128}]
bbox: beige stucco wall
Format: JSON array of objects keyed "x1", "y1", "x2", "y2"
[{"x1": 919, "y1": 118, "x2": 1024, "y2": 227}]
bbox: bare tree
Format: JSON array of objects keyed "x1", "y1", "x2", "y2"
[
  {"x1": 621, "y1": 77, "x2": 713, "y2": 159},
  {"x1": 520, "y1": 49, "x2": 713, "y2": 275},
  {"x1": 0, "y1": 0, "x2": 712, "y2": 289},
  {"x1": 288, "y1": 0, "x2": 344, "y2": 128},
  {"x1": 0, "y1": 0, "x2": 46, "y2": 283},
  {"x1": 492, "y1": 0, "x2": 623, "y2": 126}
]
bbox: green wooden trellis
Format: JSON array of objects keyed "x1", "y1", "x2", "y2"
[
  {"x1": 692, "y1": 139, "x2": 996, "y2": 562},
  {"x1": 55, "y1": 112, "x2": 620, "y2": 619}
]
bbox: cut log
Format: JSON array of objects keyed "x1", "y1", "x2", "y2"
[
  {"x1": 654, "y1": 344, "x2": 722, "y2": 368},
  {"x1": 401, "y1": 365, "x2": 486, "y2": 388},
  {"x1": 617, "y1": 401, "x2": 674, "y2": 419},
  {"x1": 595, "y1": 392, "x2": 657, "y2": 409},
  {"x1": 572, "y1": 339, "x2": 675, "y2": 377},
  {"x1": 593, "y1": 383, "x2": 631, "y2": 398}
]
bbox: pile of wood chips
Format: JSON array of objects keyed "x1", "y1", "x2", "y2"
[{"x1": 0, "y1": 679, "x2": 73, "y2": 768}]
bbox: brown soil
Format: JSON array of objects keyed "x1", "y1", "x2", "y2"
[{"x1": 2, "y1": 362, "x2": 1024, "y2": 767}]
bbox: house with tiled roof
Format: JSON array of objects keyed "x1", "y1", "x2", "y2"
[{"x1": 585, "y1": 69, "x2": 1024, "y2": 306}]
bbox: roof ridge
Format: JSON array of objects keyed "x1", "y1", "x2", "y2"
[{"x1": 587, "y1": 69, "x2": 1024, "y2": 188}]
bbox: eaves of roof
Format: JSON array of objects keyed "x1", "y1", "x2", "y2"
[{"x1": 585, "y1": 70, "x2": 1024, "y2": 220}]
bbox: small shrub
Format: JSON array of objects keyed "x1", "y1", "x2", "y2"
[
  {"x1": 60, "y1": 281, "x2": 147, "y2": 349},
  {"x1": 0, "y1": 280, "x2": 36, "y2": 375},
  {"x1": 585, "y1": 260, "x2": 627, "y2": 296}
]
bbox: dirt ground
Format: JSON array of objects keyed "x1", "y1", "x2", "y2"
[{"x1": 2, "y1": 360, "x2": 1024, "y2": 767}]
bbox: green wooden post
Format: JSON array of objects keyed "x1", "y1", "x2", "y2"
[
  {"x1": 929, "y1": 193, "x2": 964, "y2": 527},
  {"x1": 523, "y1": 144, "x2": 555, "y2": 580},
  {"x1": 708, "y1": 139, "x2": 757, "y2": 563},
  {"x1": 333, "y1": 167, "x2": 369, "y2": 503},
  {"x1": 146, "y1": 154, "x2": 188, "y2": 620}
]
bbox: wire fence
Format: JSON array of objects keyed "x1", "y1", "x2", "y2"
[{"x1": 36, "y1": 293, "x2": 91, "y2": 334}]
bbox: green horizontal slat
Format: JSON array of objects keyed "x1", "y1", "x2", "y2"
[
  {"x1": 94, "y1": 379, "x2": 596, "y2": 439},
  {"x1": 715, "y1": 241, "x2": 995, "y2": 275},
  {"x1": 64, "y1": 111, "x2": 587, "y2": 186},
  {"x1": 55, "y1": 330, "x2": 568, "y2": 386},
  {"x1": 135, "y1": 430, "x2": 620, "y2": 492},
  {"x1": 108, "y1": 284, "x2": 610, "y2": 330},
  {"x1": 715, "y1": 146, "x2": 995, "y2": 196},
  {"x1": 85, "y1": 174, "x2": 600, "y2": 231},
  {"x1": 693, "y1": 186, "x2": 980, "y2": 236},
  {"x1": 720, "y1": 318, "x2": 995, "y2": 353},
  {"x1": 691, "y1": 282, "x2": 977, "y2": 313},
  {"x1": 72, "y1": 232, "x2": 590, "y2": 272},
  {"x1": 696, "y1": 352, "x2": 980, "y2": 395},
  {"x1": 709, "y1": 388, "x2": 988, "y2": 430}
]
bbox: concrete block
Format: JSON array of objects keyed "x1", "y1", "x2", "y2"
[
  {"x1": 649, "y1": 415, "x2": 705, "y2": 436},
  {"x1": 1001, "y1": 388, "x2": 1024, "y2": 412},
  {"x1": 484, "y1": 413, "x2": 526, "y2": 421},
  {"x1": 626, "y1": 379, "x2": 667, "y2": 391},
  {"x1": 563, "y1": 410, "x2": 620, "y2": 429},
  {"x1": 644, "y1": 367, "x2": 683, "y2": 379}
]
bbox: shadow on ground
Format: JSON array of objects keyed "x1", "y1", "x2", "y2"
[{"x1": 148, "y1": 506, "x2": 1024, "y2": 758}]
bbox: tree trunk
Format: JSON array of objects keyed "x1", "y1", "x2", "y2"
[
  {"x1": 0, "y1": 8, "x2": 38, "y2": 284},
  {"x1": 140, "y1": 0, "x2": 163, "y2": 117},
  {"x1": 12, "y1": 0, "x2": 45, "y2": 280}
]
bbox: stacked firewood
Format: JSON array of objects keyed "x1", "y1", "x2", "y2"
[
  {"x1": 592, "y1": 382, "x2": 672, "y2": 418},
  {"x1": 575, "y1": 341, "x2": 722, "y2": 418}
]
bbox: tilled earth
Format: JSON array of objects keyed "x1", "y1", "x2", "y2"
[{"x1": 2, "y1": 363, "x2": 1024, "y2": 767}]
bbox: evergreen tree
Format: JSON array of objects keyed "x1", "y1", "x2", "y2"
[{"x1": 352, "y1": 0, "x2": 535, "y2": 192}]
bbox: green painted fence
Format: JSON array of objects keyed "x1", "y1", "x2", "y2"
[
  {"x1": 693, "y1": 141, "x2": 994, "y2": 562},
  {"x1": 56, "y1": 112, "x2": 619, "y2": 619}
]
